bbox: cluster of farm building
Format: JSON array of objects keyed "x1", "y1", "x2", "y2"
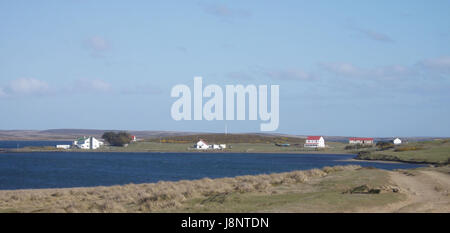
[
  {"x1": 56, "y1": 135, "x2": 137, "y2": 150},
  {"x1": 303, "y1": 136, "x2": 402, "y2": 148},
  {"x1": 56, "y1": 135, "x2": 403, "y2": 150},
  {"x1": 192, "y1": 136, "x2": 403, "y2": 150}
]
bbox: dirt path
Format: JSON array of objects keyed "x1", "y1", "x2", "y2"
[{"x1": 373, "y1": 169, "x2": 450, "y2": 212}]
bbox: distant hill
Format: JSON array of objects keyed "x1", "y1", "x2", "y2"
[
  {"x1": 0, "y1": 129, "x2": 443, "y2": 143},
  {"x1": 0, "y1": 129, "x2": 197, "y2": 140},
  {"x1": 148, "y1": 133, "x2": 306, "y2": 144}
]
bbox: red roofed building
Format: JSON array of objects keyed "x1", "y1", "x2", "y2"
[
  {"x1": 304, "y1": 136, "x2": 325, "y2": 148},
  {"x1": 349, "y1": 137, "x2": 374, "y2": 145}
]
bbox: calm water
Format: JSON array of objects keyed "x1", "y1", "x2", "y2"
[
  {"x1": 0, "y1": 141, "x2": 72, "y2": 149},
  {"x1": 0, "y1": 152, "x2": 425, "y2": 190}
]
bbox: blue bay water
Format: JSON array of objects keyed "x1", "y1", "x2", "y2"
[
  {"x1": 0, "y1": 141, "x2": 72, "y2": 149},
  {"x1": 0, "y1": 151, "x2": 425, "y2": 190}
]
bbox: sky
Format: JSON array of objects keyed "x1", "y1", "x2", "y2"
[{"x1": 0, "y1": 0, "x2": 449, "y2": 137}]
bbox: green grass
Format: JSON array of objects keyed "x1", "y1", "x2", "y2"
[
  {"x1": 104, "y1": 141, "x2": 352, "y2": 154},
  {"x1": 147, "y1": 133, "x2": 307, "y2": 144},
  {"x1": 166, "y1": 168, "x2": 403, "y2": 213},
  {"x1": 11, "y1": 141, "x2": 354, "y2": 154},
  {"x1": 357, "y1": 139, "x2": 450, "y2": 164}
]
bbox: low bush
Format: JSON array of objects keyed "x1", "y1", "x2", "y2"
[
  {"x1": 394, "y1": 146, "x2": 423, "y2": 152},
  {"x1": 376, "y1": 142, "x2": 395, "y2": 151},
  {"x1": 345, "y1": 144, "x2": 374, "y2": 150}
]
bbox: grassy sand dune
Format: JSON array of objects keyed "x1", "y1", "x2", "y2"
[{"x1": 1, "y1": 165, "x2": 448, "y2": 213}]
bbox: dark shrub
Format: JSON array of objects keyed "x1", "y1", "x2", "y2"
[
  {"x1": 102, "y1": 131, "x2": 132, "y2": 147},
  {"x1": 394, "y1": 146, "x2": 423, "y2": 152},
  {"x1": 345, "y1": 144, "x2": 374, "y2": 150},
  {"x1": 376, "y1": 141, "x2": 395, "y2": 151}
]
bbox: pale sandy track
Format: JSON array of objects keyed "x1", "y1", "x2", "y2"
[{"x1": 370, "y1": 169, "x2": 450, "y2": 213}]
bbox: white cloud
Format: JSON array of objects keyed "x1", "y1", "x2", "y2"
[
  {"x1": 7, "y1": 78, "x2": 50, "y2": 96},
  {"x1": 86, "y1": 36, "x2": 109, "y2": 51},
  {"x1": 90, "y1": 79, "x2": 112, "y2": 92},
  {"x1": 319, "y1": 62, "x2": 363, "y2": 77},
  {"x1": 0, "y1": 77, "x2": 164, "y2": 98},
  {"x1": 373, "y1": 65, "x2": 415, "y2": 77},
  {"x1": 359, "y1": 29, "x2": 393, "y2": 42},
  {"x1": 84, "y1": 36, "x2": 110, "y2": 57},
  {"x1": 418, "y1": 56, "x2": 450, "y2": 73},
  {"x1": 0, "y1": 78, "x2": 51, "y2": 98},
  {"x1": 73, "y1": 78, "x2": 112, "y2": 92},
  {"x1": 120, "y1": 84, "x2": 162, "y2": 95},
  {"x1": 0, "y1": 87, "x2": 6, "y2": 97},
  {"x1": 348, "y1": 25, "x2": 394, "y2": 43}
]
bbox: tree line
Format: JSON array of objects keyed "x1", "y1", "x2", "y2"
[{"x1": 102, "y1": 131, "x2": 133, "y2": 146}]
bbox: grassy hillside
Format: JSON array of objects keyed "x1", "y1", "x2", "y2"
[
  {"x1": 147, "y1": 133, "x2": 306, "y2": 144},
  {"x1": 356, "y1": 139, "x2": 450, "y2": 164},
  {"x1": 0, "y1": 129, "x2": 197, "y2": 140}
]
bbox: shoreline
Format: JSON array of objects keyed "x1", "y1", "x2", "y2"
[
  {"x1": 0, "y1": 148, "x2": 355, "y2": 155},
  {"x1": 1, "y1": 148, "x2": 439, "y2": 165},
  {"x1": 0, "y1": 165, "x2": 364, "y2": 192},
  {"x1": 353, "y1": 156, "x2": 444, "y2": 166},
  {"x1": 337, "y1": 158, "x2": 406, "y2": 164}
]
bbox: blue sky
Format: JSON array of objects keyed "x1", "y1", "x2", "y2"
[{"x1": 1, "y1": 0, "x2": 449, "y2": 137}]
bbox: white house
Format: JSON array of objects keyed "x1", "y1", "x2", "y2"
[
  {"x1": 195, "y1": 139, "x2": 210, "y2": 150},
  {"x1": 73, "y1": 136, "x2": 104, "y2": 150},
  {"x1": 195, "y1": 140, "x2": 226, "y2": 150},
  {"x1": 349, "y1": 137, "x2": 374, "y2": 145},
  {"x1": 393, "y1": 138, "x2": 402, "y2": 145},
  {"x1": 131, "y1": 135, "x2": 137, "y2": 142},
  {"x1": 304, "y1": 136, "x2": 325, "y2": 148}
]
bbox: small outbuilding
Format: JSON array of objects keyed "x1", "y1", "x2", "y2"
[
  {"x1": 56, "y1": 145, "x2": 71, "y2": 149},
  {"x1": 393, "y1": 138, "x2": 402, "y2": 145}
]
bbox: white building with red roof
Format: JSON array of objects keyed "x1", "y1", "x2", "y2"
[
  {"x1": 349, "y1": 137, "x2": 374, "y2": 145},
  {"x1": 195, "y1": 139, "x2": 210, "y2": 149},
  {"x1": 304, "y1": 136, "x2": 325, "y2": 148}
]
